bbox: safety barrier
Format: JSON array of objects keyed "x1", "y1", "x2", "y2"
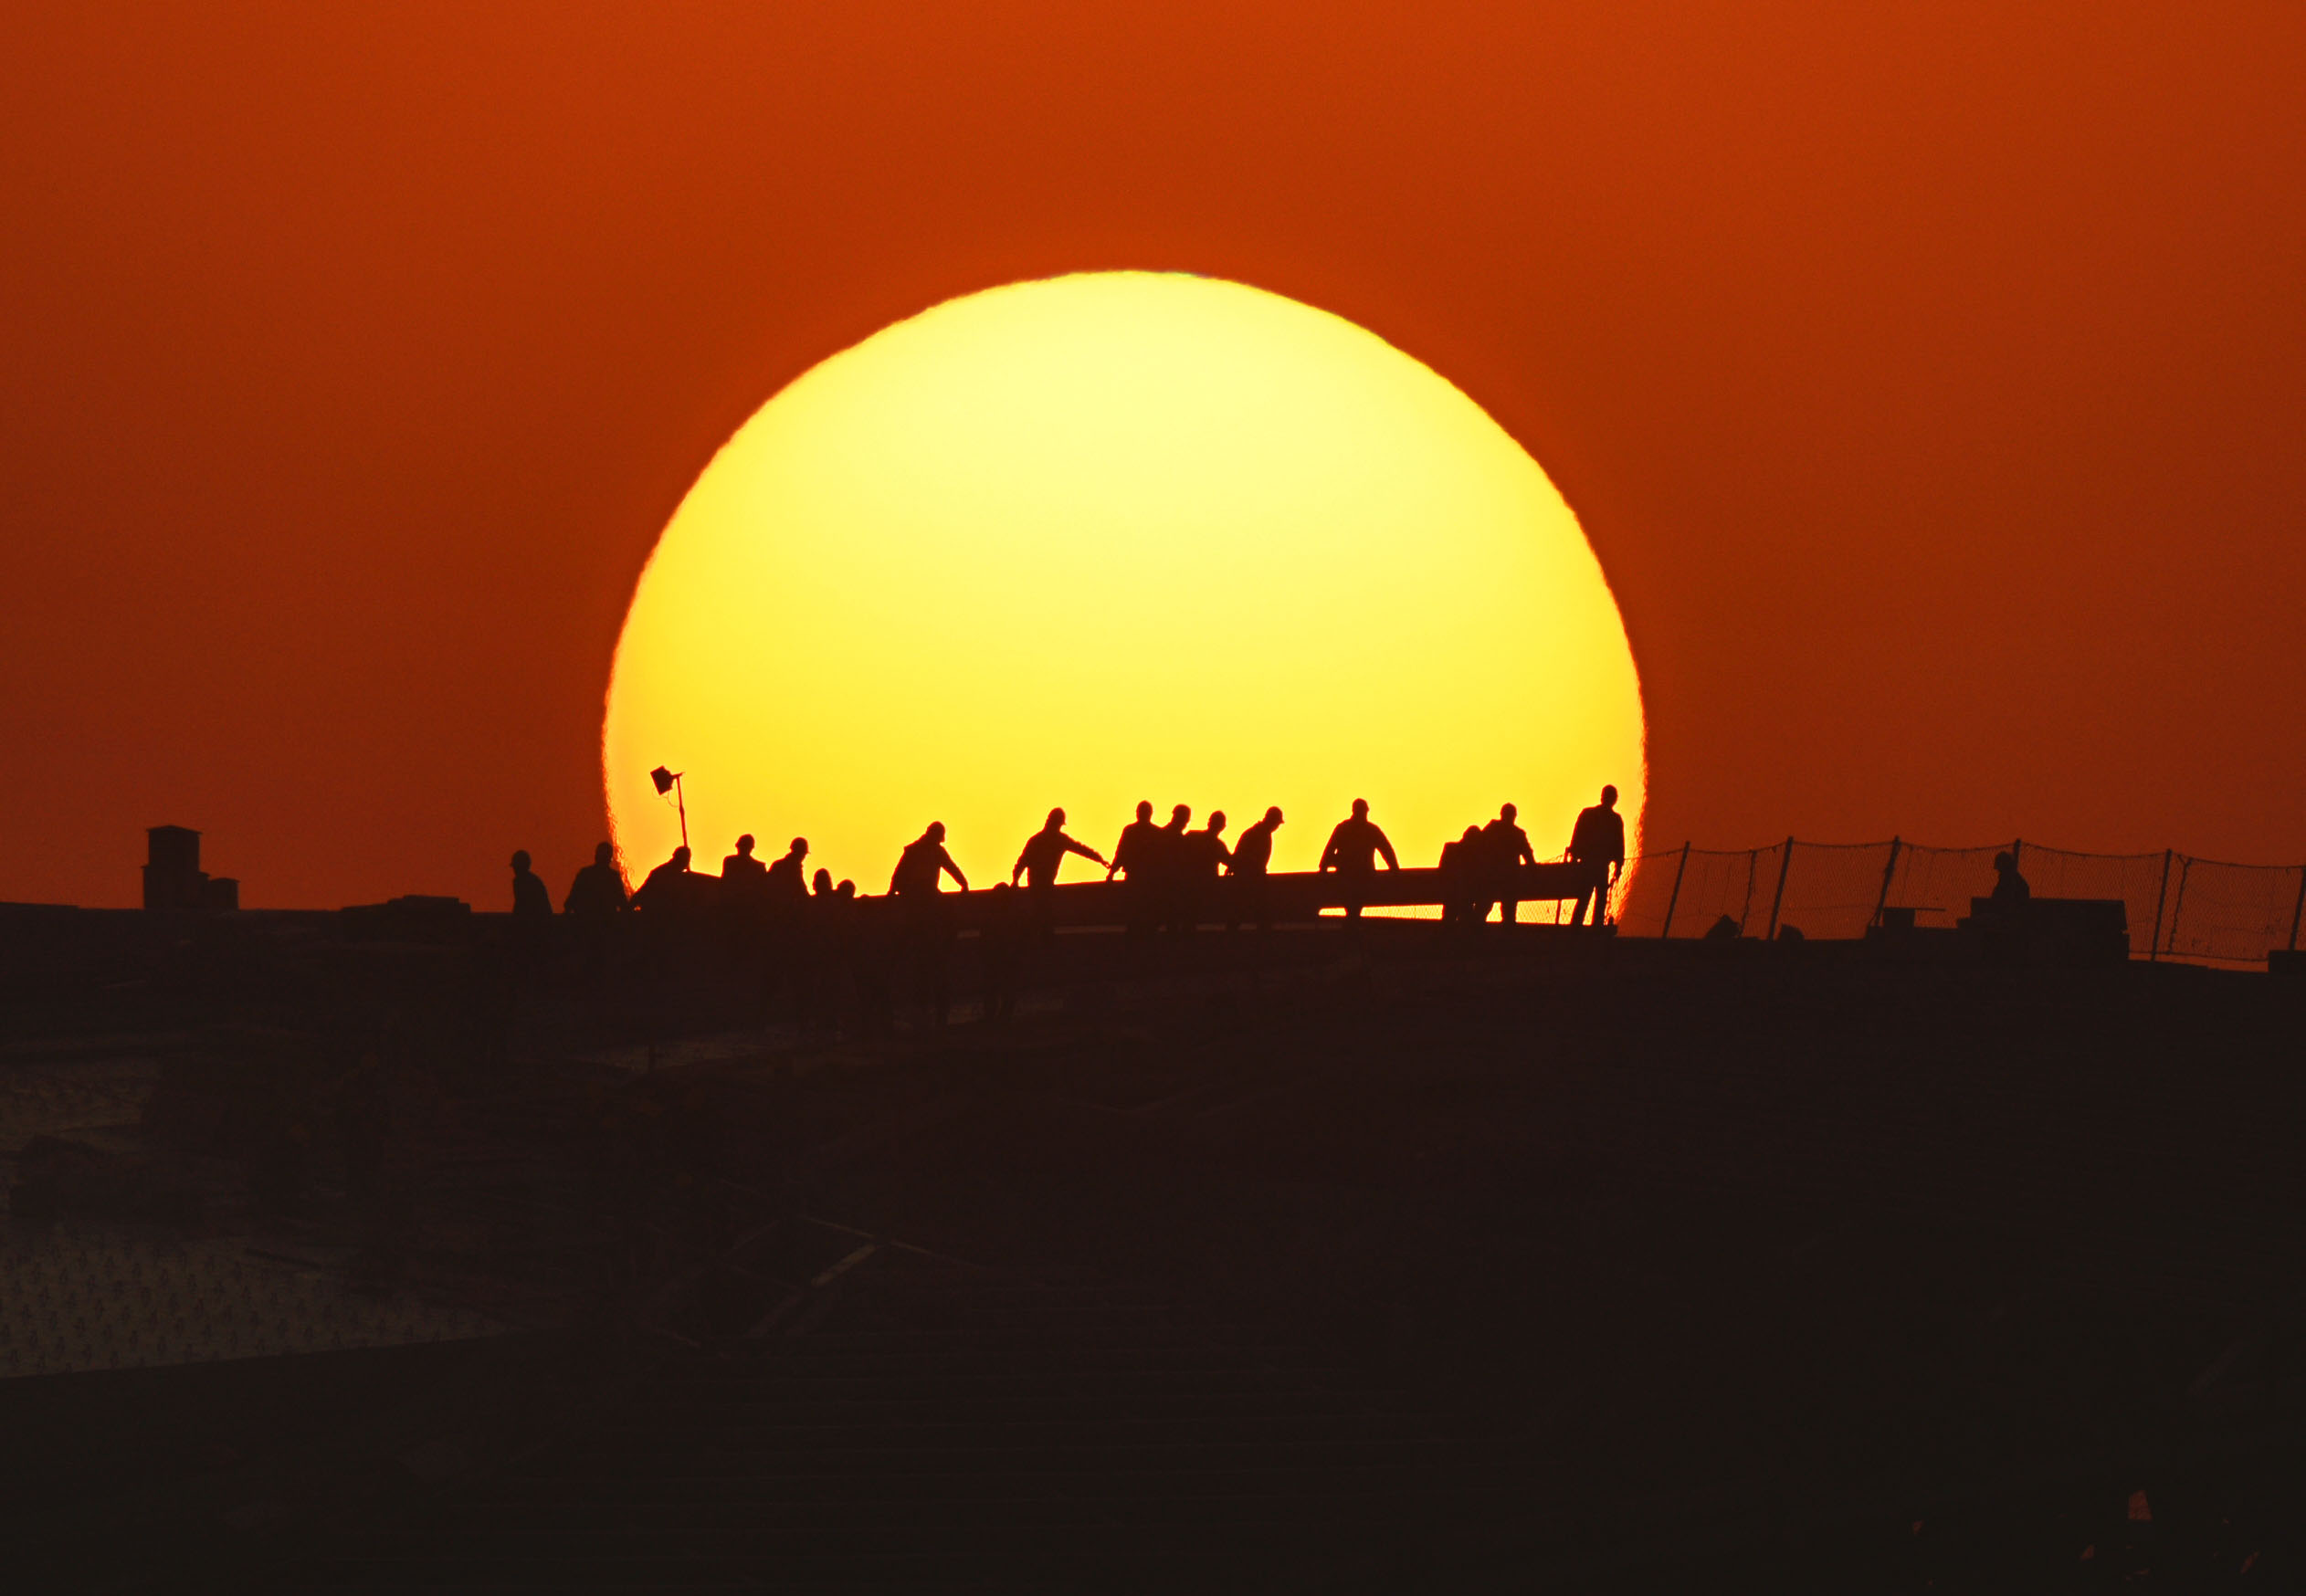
[{"x1": 1612, "y1": 838, "x2": 2306, "y2": 965}]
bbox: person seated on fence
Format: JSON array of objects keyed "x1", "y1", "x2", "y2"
[
  {"x1": 1438, "y1": 825, "x2": 1485, "y2": 925},
  {"x1": 1013, "y1": 807, "x2": 1109, "y2": 891},
  {"x1": 1566, "y1": 784, "x2": 1627, "y2": 928},
  {"x1": 1227, "y1": 806, "x2": 1284, "y2": 930},
  {"x1": 633, "y1": 845, "x2": 703, "y2": 915},
  {"x1": 563, "y1": 842, "x2": 629, "y2": 917},
  {"x1": 1319, "y1": 799, "x2": 1399, "y2": 920},
  {"x1": 1990, "y1": 849, "x2": 2030, "y2": 909},
  {"x1": 1479, "y1": 803, "x2": 1538, "y2": 925},
  {"x1": 510, "y1": 850, "x2": 553, "y2": 919}
]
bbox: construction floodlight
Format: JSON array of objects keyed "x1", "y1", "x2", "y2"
[{"x1": 648, "y1": 765, "x2": 690, "y2": 850}]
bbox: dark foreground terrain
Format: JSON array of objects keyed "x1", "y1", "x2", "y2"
[{"x1": 2, "y1": 910, "x2": 2300, "y2": 1591}]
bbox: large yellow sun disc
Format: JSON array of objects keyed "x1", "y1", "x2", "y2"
[{"x1": 604, "y1": 272, "x2": 1643, "y2": 894}]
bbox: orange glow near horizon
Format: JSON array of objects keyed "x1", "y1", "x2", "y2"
[{"x1": 603, "y1": 272, "x2": 1643, "y2": 894}]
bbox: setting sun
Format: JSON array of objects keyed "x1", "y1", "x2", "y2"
[{"x1": 603, "y1": 271, "x2": 1643, "y2": 890}]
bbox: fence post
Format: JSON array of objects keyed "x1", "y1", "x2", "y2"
[
  {"x1": 1764, "y1": 836, "x2": 1795, "y2": 941},
  {"x1": 1658, "y1": 842, "x2": 1691, "y2": 940},
  {"x1": 2290, "y1": 866, "x2": 2305, "y2": 953},
  {"x1": 2164, "y1": 855, "x2": 2194, "y2": 959},
  {"x1": 1871, "y1": 836, "x2": 1901, "y2": 930},
  {"x1": 2148, "y1": 849, "x2": 2174, "y2": 961}
]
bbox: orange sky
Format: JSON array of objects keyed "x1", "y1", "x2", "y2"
[{"x1": 5, "y1": 2, "x2": 2302, "y2": 908}]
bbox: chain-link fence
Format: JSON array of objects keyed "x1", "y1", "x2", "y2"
[{"x1": 1614, "y1": 838, "x2": 2305, "y2": 965}]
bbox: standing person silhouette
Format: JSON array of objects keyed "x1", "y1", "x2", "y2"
[
  {"x1": 1319, "y1": 799, "x2": 1398, "y2": 920},
  {"x1": 1989, "y1": 850, "x2": 2030, "y2": 910},
  {"x1": 633, "y1": 845, "x2": 699, "y2": 914},
  {"x1": 563, "y1": 842, "x2": 628, "y2": 917},
  {"x1": 765, "y1": 837, "x2": 811, "y2": 903},
  {"x1": 1566, "y1": 784, "x2": 1627, "y2": 928},
  {"x1": 1012, "y1": 807, "x2": 1108, "y2": 938},
  {"x1": 1479, "y1": 803, "x2": 1538, "y2": 925},
  {"x1": 1227, "y1": 806, "x2": 1284, "y2": 931},
  {"x1": 891, "y1": 823, "x2": 968, "y2": 898},
  {"x1": 1013, "y1": 808, "x2": 1108, "y2": 890},
  {"x1": 1108, "y1": 800, "x2": 1162, "y2": 939},
  {"x1": 1175, "y1": 812, "x2": 1232, "y2": 934},
  {"x1": 1438, "y1": 825, "x2": 1484, "y2": 926},
  {"x1": 510, "y1": 850, "x2": 552, "y2": 919},
  {"x1": 1153, "y1": 804, "x2": 1193, "y2": 933},
  {"x1": 721, "y1": 835, "x2": 768, "y2": 896},
  {"x1": 1107, "y1": 802, "x2": 1159, "y2": 882},
  {"x1": 890, "y1": 822, "x2": 967, "y2": 1025}
]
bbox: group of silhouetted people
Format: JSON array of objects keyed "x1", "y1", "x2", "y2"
[
  {"x1": 503, "y1": 782, "x2": 1628, "y2": 1027},
  {"x1": 513, "y1": 783, "x2": 1627, "y2": 936}
]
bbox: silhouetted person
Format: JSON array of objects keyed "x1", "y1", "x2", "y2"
[
  {"x1": 510, "y1": 850, "x2": 552, "y2": 919},
  {"x1": 1175, "y1": 811, "x2": 1231, "y2": 933},
  {"x1": 721, "y1": 834, "x2": 768, "y2": 896},
  {"x1": 1153, "y1": 804, "x2": 1193, "y2": 932},
  {"x1": 1227, "y1": 806, "x2": 1284, "y2": 930},
  {"x1": 1438, "y1": 825, "x2": 1484, "y2": 926},
  {"x1": 563, "y1": 842, "x2": 628, "y2": 917},
  {"x1": 891, "y1": 823, "x2": 966, "y2": 1025},
  {"x1": 1319, "y1": 799, "x2": 1398, "y2": 921},
  {"x1": 812, "y1": 866, "x2": 836, "y2": 898},
  {"x1": 633, "y1": 845, "x2": 698, "y2": 914},
  {"x1": 1567, "y1": 785, "x2": 1627, "y2": 928},
  {"x1": 1479, "y1": 803, "x2": 1537, "y2": 925},
  {"x1": 1107, "y1": 801, "x2": 1159, "y2": 882},
  {"x1": 765, "y1": 837, "x2": 811, "y2": 903},
  {"x1": 1991, "y1": 849, "x2": 2030, "y2": 908},
  {"x1": 1013, "y1": 807, "x2": 1108, "y2": 890},
  {"x1": 891, "y1": 822, "x2": 968, "y2": 898}
]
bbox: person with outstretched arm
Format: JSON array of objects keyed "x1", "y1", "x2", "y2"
[{"x1": 1013, "y1": 808, "x2": 1109, "y2": 890}]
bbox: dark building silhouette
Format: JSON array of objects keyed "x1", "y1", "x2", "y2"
[{"x1": 142, "y1": 825, "x2": 237, "y2": 911}]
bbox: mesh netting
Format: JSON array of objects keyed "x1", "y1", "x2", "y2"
[
  {"x1": 1616, "y1": 836, "x2": 2304, "y2": 964},
  {"x1": 1883, "y1": 844, "x2": 2006, "y2": 932},
  {"x1": 2016, "y1": 845, "x2": 2167, "y2": 956},
  {"x1": 2159, "y1": 856, "x2": 2305, "y2": 964},
  {"x1": 1616, "y1": 845, "x2": 1772, "y2": 938},
  {"x1": 1772, "y1": 841, "x2": 1898, "y2": 941}
]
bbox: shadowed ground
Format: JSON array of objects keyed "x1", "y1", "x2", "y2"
[{"x1": 1, "y1": 918, "x2": 2298, "y2": 1589}]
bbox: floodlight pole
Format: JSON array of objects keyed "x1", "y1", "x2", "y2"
[{"x1": 672, "y1": 774, "x2": 688, "y2": 851}]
